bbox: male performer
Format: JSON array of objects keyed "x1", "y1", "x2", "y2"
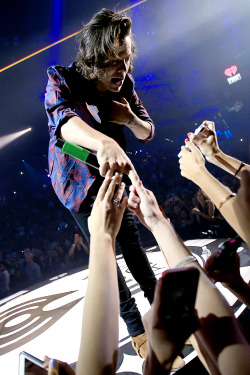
[{"x1": 45, "y1": 8, "x2": 169, "y2": 362}]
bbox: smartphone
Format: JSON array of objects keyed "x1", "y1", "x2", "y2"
[
  {"x1": 19, "y1": 351, "x2": 47, "y2": 375},
  {"x1": 161, "y1": 267, "x2": 199, "y2": 325},
  {"x1": 194, "y1": 124, "x2": 213, "y2": 138},
  {"x1": 208, "y1": 236, "x2": 242, "y2": 271}
]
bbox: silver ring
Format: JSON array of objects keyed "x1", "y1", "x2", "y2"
[{"x1": 113, "y1": 199, "x2": 120, "y2": 206}]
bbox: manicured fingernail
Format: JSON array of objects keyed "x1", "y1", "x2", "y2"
[
  {"x1": 115, "y1": 172, "x2": 119, "y2": 177},
  {"x1": 185, "y1": 138, "x2": 189, "y2": 142},
  {"x1": 50, "y1": 359, "x2": 56, "y2": 367},
  {"x1": 187, "y1": 133, "x2": 191, "y2": 137}
]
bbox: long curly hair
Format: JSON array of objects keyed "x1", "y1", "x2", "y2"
[{"x1": 76, "y1": 9, "x2": 136, "y2": 80}]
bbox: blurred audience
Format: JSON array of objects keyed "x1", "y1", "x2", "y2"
[
  {"x1": 69, "y1": 234, "x2": 89, "y2": 266},
  {"x1": 24, "y1": 253, "x2": 42, "y2": 282},
  {"x1": 0, "y1": 262, "x2": 10, "y2": 297}
]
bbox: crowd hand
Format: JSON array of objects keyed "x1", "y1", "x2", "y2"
[
  {"x1": 204, "y1": 252, "x2": 242, "y2": 286},
  {"x1": 43, "y1": 356, "x2": 75, "y2": 375},
  {"x1": 128, "y1": 180, "x2": 165, "y2": 231},
  {"x1": 179, "y1": 139, "x2": 206, "y2": 182},
  {"x1": 187, "y1": 120, "x2": 220, "y2": 161},
  {"x1": 142, "y1": 278, "x2": 199, "y2": 372},
  {"x1": 108, "y1": 97, "x2": 134, "y2": 125},
  {"x1": 88, "y1": 173, "x2": 128, "y2": 240}
]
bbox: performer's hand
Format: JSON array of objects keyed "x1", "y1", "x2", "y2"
[
  {"x1": 97, "y1": 139, "x2": 134, "y2": 178},
  {"x1": 179, "y1": 139, "x2": 206, "y2": 183},
  {"x1": 88, "y1": 174, "x2": 128, "y2": 240},
  {"x1": 187, "y1": 121, "x2": 221, "y2": 162},
  {"x1": 108, "y1": 97, "x2": 134, "y2": 125},
  {"x1": 128, "y1": 180, "x2": 165, "y2": 231},
  {"x1": 43, "y1": 356, "x2": 75, "y2": 375}
]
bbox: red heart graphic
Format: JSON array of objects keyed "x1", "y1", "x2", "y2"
[{"x1": 224, "y1": 65, "x2": 238, "y2": 77}]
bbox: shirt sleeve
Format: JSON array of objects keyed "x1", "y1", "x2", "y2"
[
  {"x1": 130, "y1": 89, "x2": 155, "y2": 143},
  {"x1": 45, "y1": 66, "x2": 78, "y2": 137}
]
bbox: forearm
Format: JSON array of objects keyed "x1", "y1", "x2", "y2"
[
  {"x1": 143, "y1": 347, "x2": 171, "y2": 375},
  {"x1": 125, "y1": 114, "x2": 152, "y2": 140},
  {"x1": 76, "y1": 235, "x2": 119, "y2": 375},
  {"x1": 61, "y1": 116, "x2": 117, "y2": 151},
  {"x1": 190, "y1": 167, "x2": 247, "y2": 242},
  {"x1": 208, "y1": 150, "x2": 250, "y2": 179},
  {"x1": 69, "y1": 243, "x2": 76, "y2": 256},
  {"x1": 152, "y1": 220, "x2": 193, "y2": 267},
  {"x1": 223, "y1": 279, "x2": 250, "y2": 308}
]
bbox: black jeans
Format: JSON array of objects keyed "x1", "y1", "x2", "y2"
[{"x1": 71, "y1": 177, "x2": 157, "y2": 336}]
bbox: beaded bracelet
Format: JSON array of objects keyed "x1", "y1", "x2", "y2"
[
  {"x1": 235, "y1": 161, "x2": 245, "y2": 177},
  {"x1": 217, "y1": 193, "x2": 236, "y2": 210}
]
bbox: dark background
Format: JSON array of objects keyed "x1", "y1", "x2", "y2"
[{"x1": 0, "y1": 0, "x2": 249, "y2": 242}]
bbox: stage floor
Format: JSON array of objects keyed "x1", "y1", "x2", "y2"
[{"x1": 1, "y1": 238, "x2": 250, "y2": 375}]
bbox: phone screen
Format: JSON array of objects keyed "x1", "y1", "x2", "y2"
[
  {"x1": 19, "y1": 352, "x2": 47, "y2": 375},
  {"x1": 162, "y1": 267, "x2": 199, "y2": 323}
]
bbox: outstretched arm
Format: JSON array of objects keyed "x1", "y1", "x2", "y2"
[
  {"x1": 128, "y1": 180, "x2": 250, "y2": 375},
  {"x1": 179, "y1": 139, "x2": 248, "y2": 242},
  {"x1": 76, "y1": 176, "x2": 127, "y2": 375}
]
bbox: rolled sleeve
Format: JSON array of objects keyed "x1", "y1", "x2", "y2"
[
  {"x1": 45, "y1": 66, "x2": 78, "y2": 137},
  {"x1": 130, "y1": 89, "x2": 155, "y2": 143}
]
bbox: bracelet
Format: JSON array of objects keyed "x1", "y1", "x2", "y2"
[
  {"x1": 235, "y1": 161, "x2": 245, "y2": 176},
  {"x1": 175, "y1": 255, "x2": 197, "y2": 268},
  {"x1": 217, "y1": 193, "x2": 236, "y2": 210}
]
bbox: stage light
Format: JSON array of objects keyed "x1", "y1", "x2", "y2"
[
  {"x1": 0, "y1": 0, "x2": 148, "y2": 73},
  {"x1": 0, "y1": 127, "x2": 32, "y2": 150}
]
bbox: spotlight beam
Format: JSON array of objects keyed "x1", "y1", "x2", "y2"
[
  {"x1": 0, "y1": 128, "x2": 31, "y2": 150},
  {"x1": 0, "y1": 0, "x2": 148, "y2": 73}
]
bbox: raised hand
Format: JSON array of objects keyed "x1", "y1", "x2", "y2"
[
  {"x1": 128, "y1": 180, "x2": 165, "y2": 231},
  {"x1": 143, "y1": 276, "x2": 199, "y2": 373},
  {"x1": 88, "y1": 174, "x2": 128, "y2": 240},
  {"x1": 179, "y1": 139, "x2": 206, "y2": 183},
  {"x1": 187, "y1": 121, "x2": 220, "y2": 160},
  {"x1": 43, "y1": 356, "x2": 75, "y2": 375},
  {"x1": 204, "y1": 252, "x2": 242, "y2": 285}
]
